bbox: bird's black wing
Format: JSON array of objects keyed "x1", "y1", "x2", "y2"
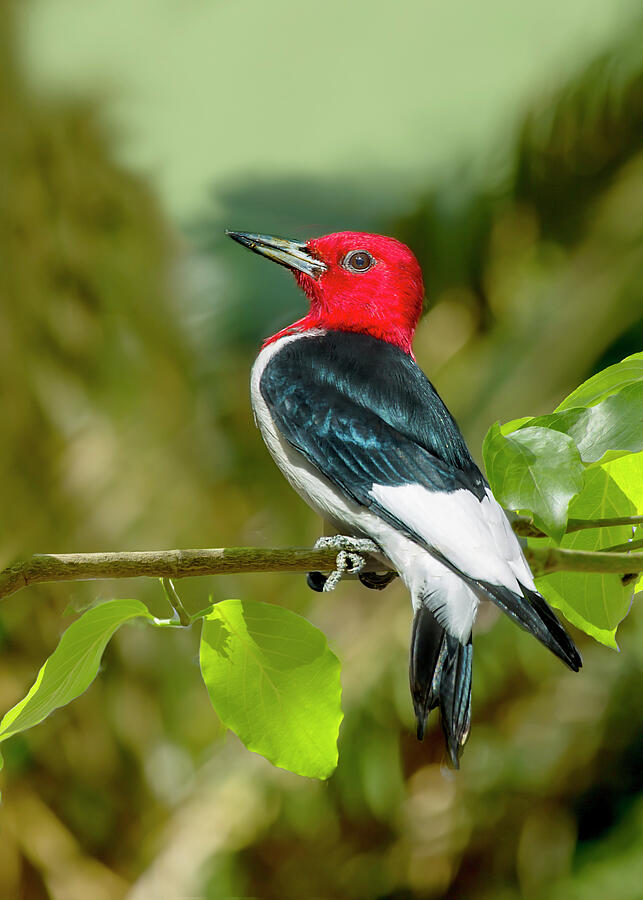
[{"x1": 260, "y1": 329, "x2": 487, "y2": 510}]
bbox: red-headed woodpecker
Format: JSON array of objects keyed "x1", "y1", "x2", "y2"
[{"x1": 227, "y1": 229, "x2": 582, "y2": 766}]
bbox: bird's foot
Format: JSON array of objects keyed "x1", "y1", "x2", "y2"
[
  {"x1": 313, "y1": 535, "x2": 380, "y2": 555},
  {"x1": 308, "y1": 536, "x2": 381, "y2": 593}
]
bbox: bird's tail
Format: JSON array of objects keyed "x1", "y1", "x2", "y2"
[
  {"x1": 477, "y1": 581, "x2": 582, "y2": 672},
  {"x1": 409, "y1": 605, "x2": 472, "y2": 768}
]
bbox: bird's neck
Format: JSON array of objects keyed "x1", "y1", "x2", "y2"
[
  {"x1": 263, "y1": 312, "x2": 416, "y2": 354},
  {"x1": 263, "y1": 284, "x2": 420, "y2": 354}
]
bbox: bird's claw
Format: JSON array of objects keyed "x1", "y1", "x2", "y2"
[
  {"x1": 308, "y1": 536, "x2": 382, "y2": 593},
  {"x1": 306, "y1": 571, "x2": 328, "y2": 593},
  {"x1": 358, "y1": 570, "x2": 398, "y2": 590}
]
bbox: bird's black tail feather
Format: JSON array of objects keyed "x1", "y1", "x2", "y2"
[
  {"x1": 478, "y1": 580, "x2": 582, "y2": 672},
  {"x1": 409, "y1": 605, "x2": 472, "y2": 768}
]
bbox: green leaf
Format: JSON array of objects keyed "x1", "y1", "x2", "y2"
[
  {"x1": 611, "y1": 451, "x2": 643, "y2": 599},
  {"x1": 605, "y1": 449, "x2": 643, "y2": 510},
  {"x1": 513, "y1": 382, "x2": 643, "y2": 465},
  {"x1": 0, "y1": 599, "x2": 153, "y2": 744},
  {"x1": 555, "y1": 351, "x2": 643, "y2": 411},
  {"x1": 573, "y1": 383, "x2": 643, "y2": 463},
  {"x1": 500, "y1": 416, "x2": 534, "y2": 435},
  {"x1": 483, "y1": 423, "x2": 585, "y2": 542},
  {"x1": 536, "y1": 454, "x2": 641, "y2": 648},
  {"x1": 508, "y1": 409, "x2": 584, "y2": 439},
  {"x1": 200, "y1": 599, "x2": 343, "y2": 780}
]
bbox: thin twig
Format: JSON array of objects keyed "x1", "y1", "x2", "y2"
[
  {"x1": 598, "y1": 537, "x2": 643, "y2": 554},
  {"x1": 525, "y1": 546, "x2": 642, "y2": 577},
  {"x1": 512, "y1": 514, "x2": 643, "y2": 538}
]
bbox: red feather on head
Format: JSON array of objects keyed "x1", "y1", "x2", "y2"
[{"x1": 265, "y1": 232, "x2": 425, "y2": 356}]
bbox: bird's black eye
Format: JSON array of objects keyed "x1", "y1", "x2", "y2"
[{"x1": 342, "y1": 250, "x2": 374, "y2": 273}]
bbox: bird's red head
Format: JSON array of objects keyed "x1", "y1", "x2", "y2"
[
  {"x1": 227, "y1": 230, "x2": 425, "y2": 355},
  {"x1": 296, "y1": 232, "x2": 424, "y2": 353}
]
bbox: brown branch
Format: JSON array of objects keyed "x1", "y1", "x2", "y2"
[
  {"x1": 0, "y1": 547, "x2": 389, "y2": 602},
  {"x1": 0, "y1": 541, "x2": 641, "y2": 603}
]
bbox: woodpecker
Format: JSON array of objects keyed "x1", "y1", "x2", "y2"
[{"x1": 227, "y1": 229, "x2": 582, "y2": 766}]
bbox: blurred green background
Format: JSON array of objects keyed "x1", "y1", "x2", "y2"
[{"x1": 1, "y1": 0, "x2": 643, "y2": 897}]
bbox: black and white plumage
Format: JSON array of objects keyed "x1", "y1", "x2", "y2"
[
  {"x1": 229, "y1": 228, "x2": 582, "y2": 767},
  {"x1": 251, "y1": 330, "x2": 581, "y2": 764}
]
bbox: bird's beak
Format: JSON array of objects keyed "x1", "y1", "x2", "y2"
[{"x1": 226, "y1": 231, "x2": 327, "y2": 279}]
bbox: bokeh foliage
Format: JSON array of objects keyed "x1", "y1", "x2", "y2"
[{"x1": 1, "y1": 3, "x2": 643, "y2": 899}]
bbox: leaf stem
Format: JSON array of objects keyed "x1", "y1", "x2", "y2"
[{"x1": 161, "y1": 578, "x2": 192, "y2": 627}]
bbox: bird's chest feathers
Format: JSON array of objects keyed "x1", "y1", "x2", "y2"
[{"x1": 250, "y1": 333, "x2": 360, "y2": 525}]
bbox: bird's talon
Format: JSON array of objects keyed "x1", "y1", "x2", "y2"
[
  {"x1": 307, "y1": 571, "x2": 328, "y2": 592},
  {"x1": 358, "y1": 571, "x2": 398, "y2": 591}
]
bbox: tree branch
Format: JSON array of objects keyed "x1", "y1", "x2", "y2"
[
  {"x1": 512, "y1": 514, "x2": 643, "y2": 538},
  {"x1": 598, "y1": 537, "x2": 643, "y2": 554},
  {"x1": 0, "y1": 539, "x2": 641, "y2": 603},
  {"x1": 0, "y1": 547, "x2": 387, "y2": 602},
  {"x1": 527, "y1": 546, "x2": 642, "y2": 577}
]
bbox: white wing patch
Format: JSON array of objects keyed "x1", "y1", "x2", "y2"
[
  {"x1": 479, "y1": 488, "x2": 536, "y2": 591},
  {"x1": 369, "y1": 483, "x2": 536, "y2": 592}
]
